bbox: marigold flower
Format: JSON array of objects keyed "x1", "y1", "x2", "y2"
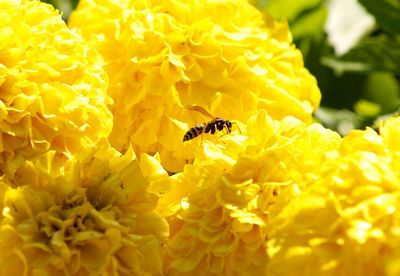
[
  {"x1": 0, "y1": 0, "x2": 112, "y2": 178},
  {"x1": 267, "y1": 120, "x2": 400, "y2": 276},
  {"x1": 0, "y1": 139, "x2": 169, "y2": 275},
  {"x1": 68, "y1": 0, "x2": 321, "y2": 172},
  {"x1": 161, "y1": 111, "x2": 340, "y2": 275}
]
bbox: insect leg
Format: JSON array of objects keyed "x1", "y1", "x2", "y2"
[{"x1": 232, "y1": 122, "x2": 241, "y2": 134}]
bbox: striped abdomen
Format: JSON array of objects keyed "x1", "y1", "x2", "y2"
[{"x1": 183, "y1": 123, "x2": 206, "y2": 141}]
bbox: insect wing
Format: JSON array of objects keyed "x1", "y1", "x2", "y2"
[{"x1": 184, "y1": 105, "x2": 216, "y2": 120}]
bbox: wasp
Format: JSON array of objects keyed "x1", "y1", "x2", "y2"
[{"x1": 183, "y1": 105, "x2": 237, "y2": 142}]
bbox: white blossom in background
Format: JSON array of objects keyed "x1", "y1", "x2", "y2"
[{"x1": 325, "y1": 0, "x2": 376, "y2": 55}]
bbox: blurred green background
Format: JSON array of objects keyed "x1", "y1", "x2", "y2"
[{"x1": 43, "y1": 0, "x2": 400, "y2": 135}]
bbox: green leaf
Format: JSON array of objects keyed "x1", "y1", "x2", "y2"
[
  {"x1": 358, "y1": 0, "x2": 400, "y2": 34},
  {"x1": 314, "y1": 107, "x2": 363, "y2": 135},
  {"x1": 362, "y1": 72, "x2": 400, "y2": 113},
  {"x1": 322, "y1": 35, "x2": 400, "y2": 74},
  {"x1": 291, "y1": 5, "x2": 326, "y2": 39},
  {"x1": 260, "y1": 0, "x2": 322, "y2": 21},
  {"x1": 354, "y1": 99, "x2": 381, "y2": 117},
  {"x1": 288, "y1": 6, "x2": 326, "y2": 60}
]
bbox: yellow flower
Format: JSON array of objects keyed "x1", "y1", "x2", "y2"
[
  {"x1": 161, "y1": 111, "x2": 340, "y2": 275},
  {"x1": 0, "y1": 139, "x2": 169, "y2": 275},
  {"x1": 68, "y1": 0, "x2": 321, "y2": 172},
  {"x1": 0, "y1": 0, "x2": 113, "y2": 178},
  {"x1": 267, "y1": 122, "x2": 400, "y2": 276}
]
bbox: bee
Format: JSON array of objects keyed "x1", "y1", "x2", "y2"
[{"x1": 183, "y1": 105, "x2": 236, "y2": 142}]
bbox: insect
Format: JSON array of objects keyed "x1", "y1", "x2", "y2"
[{"x1": 183, "y1": 105, "x2": 236, "y2": 142}]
